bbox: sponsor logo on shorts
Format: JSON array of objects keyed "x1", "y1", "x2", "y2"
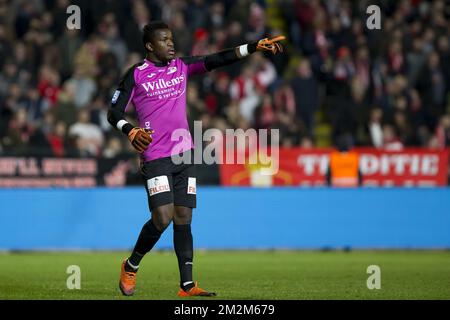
[
  {"x1": 147, "y1": 175, "x2": 170, "y2": 196},
  {"x1": 187, "y1": 177, "x2": 196, "y2": 195}
]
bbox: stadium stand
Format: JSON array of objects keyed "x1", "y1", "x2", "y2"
[{"x1": 0, "y1": 0, "x2": 448, "y2": 184}]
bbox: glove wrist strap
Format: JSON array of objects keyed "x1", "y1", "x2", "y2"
[
  {"x1": 248, "y1": 42, "x2": 257, "y2": 54},
  {"x1": 122, "y1": 123, "x2": 134, "y2": 135}
]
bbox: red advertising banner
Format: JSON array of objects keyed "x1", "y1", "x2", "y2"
[
  {"x1": 0, "y1": 157, "x2": 136, "y2": 187},
  {"x1": 219, "y1": 148, "x2": 449, "y2": 187}
]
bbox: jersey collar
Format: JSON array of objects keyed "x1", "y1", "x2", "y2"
[{"x1": 145, "y1": 58, "x2": 169, "y2": 67}]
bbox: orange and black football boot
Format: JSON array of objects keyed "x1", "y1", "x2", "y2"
[
  {"x1": 119, "y1": 259, "x2": 137, "y2": 296},
  {"x1": 177, "y1": 282, "x2": 216, "y2": 297}
]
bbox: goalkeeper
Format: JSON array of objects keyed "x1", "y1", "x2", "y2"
[{"x1": 107, "y1": 21, "x2": 284, "y2": 297}]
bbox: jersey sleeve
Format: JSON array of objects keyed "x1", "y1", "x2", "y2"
[
  {"x1": 180, "y1": 56, "x2": 208, "y2": 76},
  {"x1": 107, "y1": 64, "x2": 136, "y2": 135},
  {"x1": 181, "y1": 45, "x2": 257, "y2": 75}
]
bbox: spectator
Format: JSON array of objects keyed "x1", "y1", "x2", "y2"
[
  {"x1": 186, "y1": 82, "x2": 206, "y2": 132},
  {"x1": 434, "y1": 115, "x2": 450, "y2": 149},
  {"x1": 273, "y1": 81, "x2": 295, "y2": 116},
  {"x1": 191, "y1": 28, "x2": 210, "y2": 56},
  {"x1": 0, "y1": 0, "x2": 448, "y2": 163},
  {"x1": 382, "y1": 124, "x2": 403, "y2": 151},
  {"x1": 186, "y1": 0, "x2": 207, "y2": 31},
  {"x1": 68, "y1": 109, "x2": 104, "y2": 156},
  {"x1": 245, "y1": 2, "x2": 268, "y2": 42},
  {"x1": 170, "y1": 11, "x2": 191, "y2": 56},
  {"x1": 51, "y1": 81, "x2": 78, "y2": 126},
  {"x1": 205, "y1": 1, "x2": 226, "y2": 31},
  {"x1": 103, "y1": 136, "x2": 124, "y2": 159},
  {"x1": 3, "y1": 108, "x2": 34, "y2": 154},
  {"x1": 436, "y1": 36, "x2": 450, "y2": 95},
  {"x1": 290, "y1": 58, "x2": 319, "y2": 137},
  {"x1": 0, "y1": 23, "x2": 12, "y2": 71},
  {"x1": 368, "y1": 108, "x2": 383, "y2": 148},
  {"x1": 97, "y1": 12, "x2": 128, "y2": 67},
  {"x1": 65, "y1": 65, "x2": 97, "y2": 109},
  {"x1": 24, "y1": 88, "x2": 44, "y2": 122},
  {"x1": 204, "y1": 72, "x2": 231, "y2": 117},
  {"x1": 416, "y1": 52, "x2": 446, "y2": 119},
  {"x1": 124, "y1": 0, "x2": 151, "y2": 54},
  {"x1": 0, "y1": 60, "x2": 19, "y2": 98},
  {"x1": 46, "y1": 120, "x2": 67, "y2": 157},
  {"x1": 254, "y1": 94, "x2": 275, "y2": 129},
  {"x1": 406, "y1": 37, "x2": 428, "y2": 87},
  {"x1": 37, "y1": 65, "x2": 61, "y2": 108},
  {"x1": 57, "y1": 29, "x2": 83, "y2": 79}
]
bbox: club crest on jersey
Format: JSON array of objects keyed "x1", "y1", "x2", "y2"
[
  {"x1": 147, "y1": 175, "x2": 170, "y2": 196},
  {"x1": 167, "y1": 66, "x2": 177, "y2": 74},
  {"x1": 111, "y1": 90, "x2": 120, "y2": 104}
]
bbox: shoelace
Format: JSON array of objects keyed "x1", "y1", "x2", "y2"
[{"x1": 124, "y1": 272, "x2": 136, "y2": 281}]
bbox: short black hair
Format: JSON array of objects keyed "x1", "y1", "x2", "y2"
[{"x1": 142, "y1": 21, "x2": 170, "y2": 47}]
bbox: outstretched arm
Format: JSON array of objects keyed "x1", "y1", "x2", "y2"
[{"x1": 182, "y1": 35, "x2": 285, "y2": 72}]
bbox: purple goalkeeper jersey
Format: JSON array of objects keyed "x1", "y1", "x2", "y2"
[
  {"x1": 127, "y1": 58, "x2": 206, "y2": 162},
  {"x1": 109, "y1": 47, "x2": 243, "y2": 161}
]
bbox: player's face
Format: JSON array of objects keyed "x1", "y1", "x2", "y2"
[{"x1": 150, "y1": 29, "x2": 175, "y2": 62}]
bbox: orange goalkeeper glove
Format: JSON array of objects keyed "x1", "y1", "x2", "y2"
[
  {"x1": 256, "y1": 35, "x2": 285, "y2": 54},
  {"x1": 128, "y1": 127, "x2": 154, "y2": 153}
]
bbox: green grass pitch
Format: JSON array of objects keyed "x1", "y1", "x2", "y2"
[{"x1": 0, "y1": 250, "x2": 449, "y2": 299}]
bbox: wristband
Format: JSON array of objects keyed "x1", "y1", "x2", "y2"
[
  {"x1": 238, "y1": 44, "x2": 249, "y2": 57},
  {"x1": 117, "y1": 120, "x2": 128, "y2": 131}
]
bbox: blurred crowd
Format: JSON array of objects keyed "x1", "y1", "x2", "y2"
[{"x1": 0, "y1": 0, "x2": 449, "y2": 159}]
